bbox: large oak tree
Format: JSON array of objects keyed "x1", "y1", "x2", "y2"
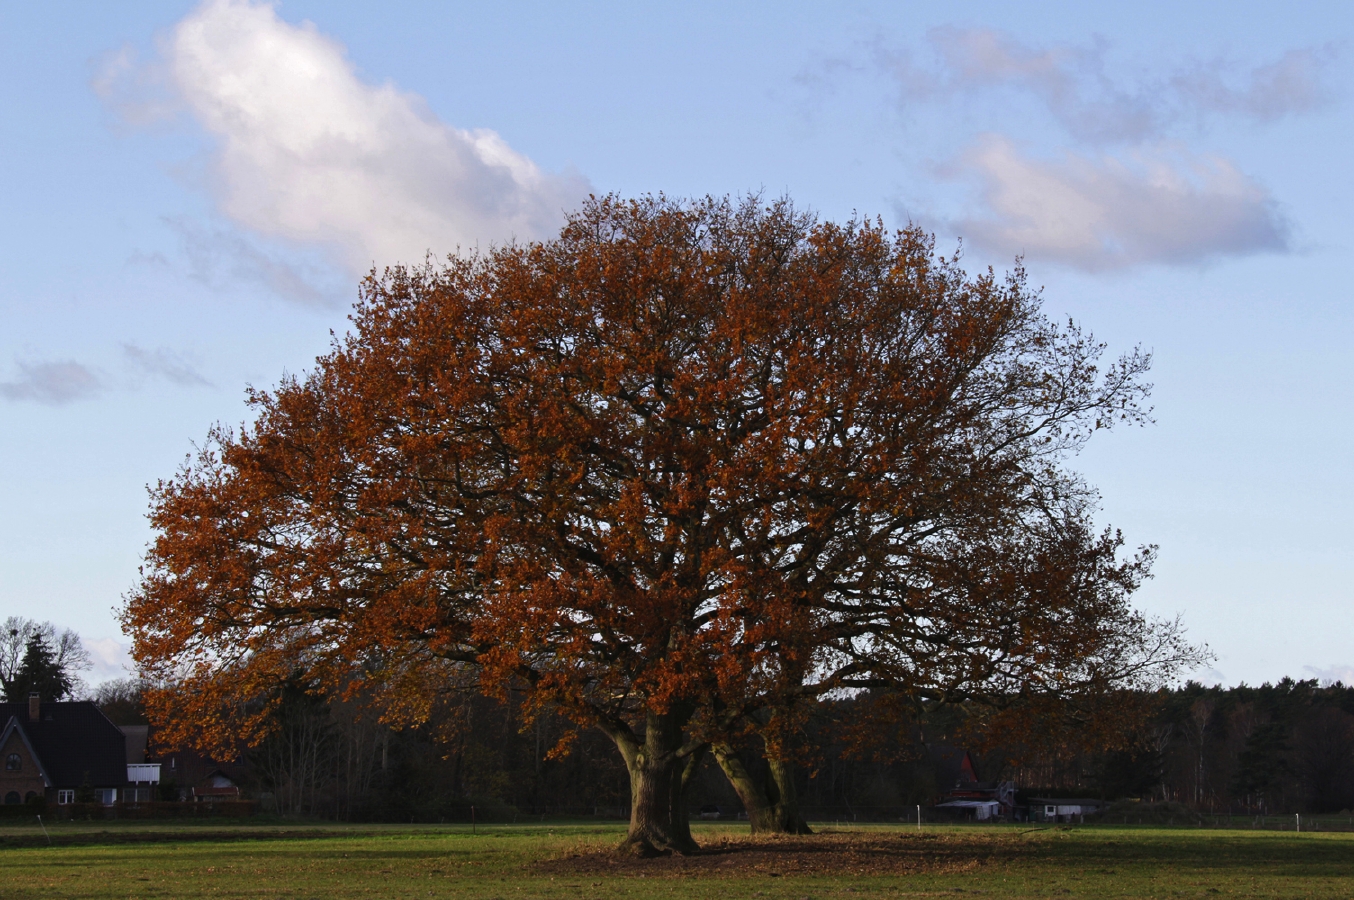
[{"x1": 124, "y1": 195, "x2": 1195, "y2": 854}]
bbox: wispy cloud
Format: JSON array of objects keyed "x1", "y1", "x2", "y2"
[
  {"x1": 1195, "y1": 668, "x2": 1227, "y2": 688},
  {"x1": 123, "y1": 343, "x2": 212, "y2": 387},
  {"x1": 882, "y1": 29, "x2": 1337, "y2": 145},
  {"x1": 91, "y1": 44, "x2": 178, "y2": 129},
  {"x1": 167, "y1": 216, "x2": 342, "y2": 308},
  {"x1": 0, "y1": 361, "x2": 102, "y2": 405},
  {"x1": 98, "y1": 0, "x2": 592, "y2": 276},
  {"x1": 946, "y1": 136, "x2": 1289, "y2": 270},
  {"x1": 0, "y1": 350, "x2": 210, "y2": 404},
  {"x1": 881, "y1": 29, "x2": 1159, "y2": 145},
  {"x1": 1304, "y1": 664, "x2": 1354, "y2": 687},
  {"x1": 1168, "y1": 47, "x2": 1337, "y2": 125}
]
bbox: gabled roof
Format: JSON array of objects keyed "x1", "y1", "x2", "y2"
[
  {"x1": 930, "y1": 744, "x2": 981, "y2": 787},
  {"x1": 200, "y1": 768, "x2": 238, "y2": 788},
  {"x1": 0, "y1": 702, "x2": 127, "y2": 787},
  {"x1": 0, "y1": 716, "x2": 53, "y2": 787}
]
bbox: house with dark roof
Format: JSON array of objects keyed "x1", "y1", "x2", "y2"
[
  {"x1": 0, "y1": 693, "x2": 149, "y2": 806},
  {"x1": 144, "y1": 735, "x2": 247, "y2": 802}
]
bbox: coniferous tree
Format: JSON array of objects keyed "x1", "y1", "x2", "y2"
[
  {"x1": 9, "y1": 635, "x2": 75, "y2": 701},
  {"x1": 1, "y1": 617, "x2": 91, "y2": 701}
]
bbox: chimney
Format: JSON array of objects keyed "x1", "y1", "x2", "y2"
[{"x1": 28, "y1": 692, "x2": 39, "y2": 721}]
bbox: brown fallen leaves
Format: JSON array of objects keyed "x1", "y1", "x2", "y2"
[{"x1": 534, "y1": 830, "x2": 1026, "y2": 877}]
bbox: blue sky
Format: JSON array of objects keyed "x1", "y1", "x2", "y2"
[{"x1": 2, "y1": 0, "x2": 1351, "y2": 686}]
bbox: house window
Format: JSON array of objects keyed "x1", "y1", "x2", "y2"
[
  {"x1": 3, "y1": 792, "x2": 18, "y2": 805},
  {"x1": 4, "y1": 753, "x2": 19, "y2": 771},
  {"x1": 98, "y1": 788, "x2": 118, "y2": 806},
  {"x1": 57, "y1": 790, "x2": 74, "y2": 805}
]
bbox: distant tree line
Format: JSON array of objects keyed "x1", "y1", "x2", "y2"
[
  {"x1": 1126, "y1": 679, "x2": 1354, "y2": 815},
  {"x1": 96, "y1": 677, "x2": 1354, "y2": 820}
]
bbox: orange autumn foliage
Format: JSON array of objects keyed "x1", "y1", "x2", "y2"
[{"x1": 124, "y1": 195, "x2": 1193, "y2": 852}]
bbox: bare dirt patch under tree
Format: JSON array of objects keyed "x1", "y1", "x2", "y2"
[{"x1": 533, "y1": 829, "x2": 1029, "y2": 878}]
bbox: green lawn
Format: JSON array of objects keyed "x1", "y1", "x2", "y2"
[{"x1": 1, "y1": 820, "x2": 1350, "y2": 898}]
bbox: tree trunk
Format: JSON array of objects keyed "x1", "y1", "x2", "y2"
[
  {"x1": 608, "y1": 710, "x2": 702, "y2": 857},
  {"x1": 766, "y1": 754, "x2": 812, "y2": 834},
  {"x1": 712, "y1": 743, "x2": 813, "y2": 834}
]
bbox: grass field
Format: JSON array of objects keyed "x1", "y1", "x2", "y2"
[{"x1": 2, "y1": 819, "x2": 1351, "y2": 899}]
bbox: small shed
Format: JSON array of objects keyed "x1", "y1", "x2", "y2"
[
  {"x1": 1029, "y1": 798, "x2": 1104, "y2": 823},
  {"x1": 192, "y1": 769, "x2": 241, "y2": 802}
]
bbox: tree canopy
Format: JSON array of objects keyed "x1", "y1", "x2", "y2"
[{"x1": 124, "y1": 195, "x2": 1201, "y2": 854}]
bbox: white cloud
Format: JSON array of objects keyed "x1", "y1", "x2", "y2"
[
  {"x1": 946, "y1": 136, "x2": 1289, "y2": 270},
  {"x1": 123, "y1": 343, "x2": 212, "y2": 387},
  {"x1": 0, "y1": 361, "x2": 102, "y2": 405},
  {"x1": 85, "y1": 637, "x2": 135, "y2": 682},
  {"x1": 103, "y1": 0, "x2": 591, "y2": 274}
]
